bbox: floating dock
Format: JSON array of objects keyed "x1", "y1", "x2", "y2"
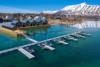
[
  {"x1": 22, "y1": 33, "x2": 55, "y2": 51},
  {"x1": 0, "y1": 43, "x2": 34, "y2": 54},
  {"x1": 67, "y1": 36, "x2": 78, "y2": 41},
  {"x1": 78, "y1": 32, "x2": 91, "y2": 36},
  {"x1": 41, "y1": 43, "x2": 55, "y2": 51},
  {"x1": 18, "y1": 47, "x2": 35, "y2": 59},
  {"x1": 57, "y1": 40, "x2": 69, "y2": 45},
  {"x1": 0, "y1": 31, "x2": 91, "y2": 59},
  {"x1": 73, "y1": 34, "x2": 85, "y2": 38}
]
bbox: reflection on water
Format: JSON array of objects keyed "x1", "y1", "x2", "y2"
[
  {"x1": 0, "y1": 20, "x2": 100, "y2": 67},
  {"x1": 0, "y1": 20, "x2": 100, "y2": 51},
  {"x1": 73, "y1": 20, "x2": 100, "y2": 29},
  {"x1": 22, "y1": 24, "x2": 78, "y2": 41}
]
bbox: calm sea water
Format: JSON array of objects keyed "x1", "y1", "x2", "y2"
[{"x1": 0, "y1": 20, "x2": 100, "y2": 67}]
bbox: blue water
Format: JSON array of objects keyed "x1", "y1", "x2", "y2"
[
  {"x1": 0, "y1": 20, "x2": 100, "y2": 67},
  {"x1": 0, "y1": 34, "x2": 30, "y2": 51}
]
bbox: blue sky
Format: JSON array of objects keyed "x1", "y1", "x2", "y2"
[{"x1": 0, "y1": 0, "x2": 100, "y2": 11}]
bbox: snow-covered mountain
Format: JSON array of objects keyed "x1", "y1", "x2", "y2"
[
  {"x1": 42, "y1": 3, "x2": 100, "y2": 15},
  {"x1": 56, "y1": 3, "x2": 100, "y2": 15},
  {"x1": 62, "y1": 3, "x2": 100, "y2": 12}
]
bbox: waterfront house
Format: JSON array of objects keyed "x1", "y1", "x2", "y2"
[{"x1": 2, "y1": 16, "x2": 48, "y2": 30}]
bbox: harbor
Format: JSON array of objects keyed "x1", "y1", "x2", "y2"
[
  {"x1": 0, "y1": 31, "x2": 91, "y2": 59},
  {"x1": 0, "y1": 20, "x2": 100, "y2": 67},
  {"x1": 0, "y1": 0, "x2": 100, "y2": 66}
]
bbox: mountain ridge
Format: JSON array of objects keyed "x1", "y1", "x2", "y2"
[{"x1": 57, "y1": 3, "x2": 100, "y2": 15}]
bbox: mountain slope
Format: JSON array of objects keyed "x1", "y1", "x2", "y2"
[{"x1": 57, "y1": 3, "x2": 100, "y2": 15}]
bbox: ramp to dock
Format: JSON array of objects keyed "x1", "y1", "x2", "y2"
[
  {"x1": 18, "y1": 47, "x2": 35, "y2": 59},
  {"x1": 22, "y1": 33, "x2": 38, "y2": 43},
  {"x1": 15, "y1": 30, "x2": 38, "y2": 43}
]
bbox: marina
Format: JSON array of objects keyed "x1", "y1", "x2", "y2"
[
  {"x1": 0, "y1": 0, "x2": 99, "y2": 66},
  {"x1": 0, "y1": 31, "x2": 91, "y2": 59},
  {"x1": 0, "y1": 20, "x2": 100, "y2": 67}
]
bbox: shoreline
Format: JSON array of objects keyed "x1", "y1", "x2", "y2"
[{"x1": 0, "y1": 18, "x2": 99, "y2": 37}]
